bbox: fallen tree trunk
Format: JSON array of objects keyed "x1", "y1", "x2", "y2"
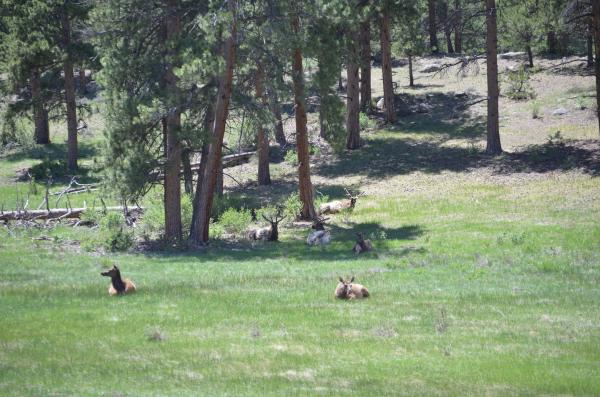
[
  {"x1": 151, "y1": 151, "x2": 255, "y2": 180},
  {"x1": 0, "y1": 206, "x2": 142, "y2": 221}
]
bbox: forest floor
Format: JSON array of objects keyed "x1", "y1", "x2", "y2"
[{"x1": 1, "y1": 55, "x2": 599, "y2": 396}]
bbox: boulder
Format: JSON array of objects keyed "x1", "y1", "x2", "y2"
[
  {"x1": 419, "y1": 63, "x2": 442, "y2": 73},
  {"x1": 499, "y1": 52, "x2": 526, "y2": 60},
  {"x1": 552, "y1": 107, "x2": 568, "y2": 116},
  {"x1": 376, "y1": 97, "x2": 385, "y2": 110}
]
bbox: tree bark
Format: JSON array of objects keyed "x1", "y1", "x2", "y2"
[
  {"x1": 588, "y1": 28, "x2": 594, "y2": 68},
  {"x1": 485, "y1": 0, "x2": 502, "y2": 155},
  {"x1": 441, "y1": 1, "x2": 454, "y2": 53},
  {"x1": 593, "y1": 0, "x2": 600, "y2": 135},
  {"x1": 78, "y1": 67, "x2": 86, "y2": 94},
  {"x1": 359, "y1": 18, "x2": 371, "y2": 113},
  {"x1": 380, "y1": 12, "x2": 395, "y2": 124},
  {"x1": 163, "y1": 0, "x2": 183, "y2": 242},
  {"x1": 31, "y1": 68, "x2": 50, "y2": 144},
  {"x1": 61, "y1": 10, "x2": 78, "y2": 171},
  {"x1": 428, "y1": 0, "x2": 439, "y2": 53},
  {"x1": 182, "y1": 148, "x2": 193, "y2": 195},
  {"x1": 454, "y1": 0, "x2": 462, "y2": 53},
  {"x1": 255, "y1": 63, "x2": 271, "y2": 185},
  {"x1": 269, "y1": 86, "x2": 287, "y2": 147},
  {"x1": 547, "y1": 31, "x2": 557, "y2": 55},
  {"x1": 346, "y1": 30, "x2": 361, "y2": 150},
  {"x1": 292, "y1": 13, "x2": 317, "y2": 221},
  {"x1": 408, "y1": 54, "x2": 414, "y2": 87},
  {"x1": 189, "y1": 0, "x2": 237, "y2": 244},
  {"x1": 526, "y1": 45, "x2": 533, "y2": 68}
]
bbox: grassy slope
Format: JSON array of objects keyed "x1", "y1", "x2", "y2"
[{"x1": 1, "y1": 57, "x2": 600, "y2": 396}]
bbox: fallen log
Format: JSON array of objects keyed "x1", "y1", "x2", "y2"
[
  {"x1": 0, "y1": 206, "x2": 143, "y2": 221},
  {"x1": 151, "y1": 151, "x2": 255, "y2": 180}
]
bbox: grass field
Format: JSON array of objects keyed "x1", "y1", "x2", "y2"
[{"x1": 1, "y1": 56, "x2": 600, "y2": 396}]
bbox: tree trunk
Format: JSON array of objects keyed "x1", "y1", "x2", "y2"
[
  {"x1": 182, "y1": 148, "x2": 193, "y2": 195},
  {"x1": 292, "y1": 13, "x2": 317, "y2": 221},
  {"x1": 269, "y1": 86, "x2": 286, "y2": 147},
  {"x1": 428, "y1": 0, "x2": 439, "y2": 53},
  {"x1": 547, "y1": 31, "x2": 557, "y2": 55},
  {"x1": 408, "y1": 54, "x2": 414, "y2": 87},
  {"x1": 346, "y1": 29, "x2": 361, "y2": 150},
  {"x1": 441, "y1": 1, "x2": 454, "y2": 53},
  {"x1": 593, "y1": 0, "x2": 600, "y2": 135},
  {"x1": 189, "y1": 0, "x2": 237, "y2": 245},
  {"x1": 31, "y1": 68, "x2": 50, "y2": 144},
  {"x1": 78, "y1": 67, "x2": 86, "y2": 94},
  {"x1": 215, "y1": 160, "x2": 223, "y2": 197},
  {"x1": 588, "y1": 27, "x2": 594, "y2": 68},
  {"x1": 255, "y1": 64, "x2": 271, "y2": 185},
  {"x1": 485, "y1": 0, "x2": 502, "y2": 155},
  {"x1": 526, "y1": 45, "x2": 533, "y2": 68},
  {"x1": 359, "y1": 18, "x2": 372, "y2": 113},
  {"x1": 380, "y1": 12, "x2": 395, "y2": 124},
  {"x1": 61, "y1": 10, "x2": 78, "y2": 171},
  {"x1": 163, "y1": 0, "x2": 183, "y2": 242},
  {"x1": 454, "y1": 0, "x2": 462, "y2": 53}
]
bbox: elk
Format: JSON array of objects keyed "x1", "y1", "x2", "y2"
[
  {"x1": 319, "y1": 188, "x2": 365, "y2": 215},
  {"x1": 307, "y1": 216, "x2": 331, "y2": 246},
  {"x1": 100, "y1": 265, "x2": 136, "y2": 296},
  {"x1": 335, "y1": 276, "x2": 370, "y2": 300},
  {"x1": 352, "y1": 232, "x2": 372, "y2": 254},
  {"x1": 247, "y1": 207, "x2": 286, "y2": 242}
]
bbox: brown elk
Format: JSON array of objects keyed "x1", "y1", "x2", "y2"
[
  {"x1": 352, "y1": 232, "x2": 372, "y2": 254},
  {"x1": 319, "y1": 188, "x2": 365, "y2": 215},
  {"x1": 247, "y1": 207, "x2": 286, "y2": 241},
  {"x1": 100, "y1": 265, "x2": 136, "y2": 296},
  {"x1": 307, "y1": 216, "x2": 331, "y2": 246},
  {"x1": 335, "y1": 276, "x2": 370, "y2": 300}
]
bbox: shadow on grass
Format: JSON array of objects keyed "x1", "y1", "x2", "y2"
[
  {"x1": 1, "y1": 142, "x2": 101, "y2": 183},
  {"x1": 315, "y1": 136, "x2": 600, "y2": 179},
  {"x1": 138, "y1": 222, "x2": 425, "y2": 263}
]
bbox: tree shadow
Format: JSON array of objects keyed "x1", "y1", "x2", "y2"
[
  {"x1": 1, "y1": 142, "x2": 99, "y2": 164},
  {"x1": 138, "y1": 221, "x2": 425, "y2": 263},
  {"x1": 315, "y1": 137, "x2": 600, "y2": 180}
]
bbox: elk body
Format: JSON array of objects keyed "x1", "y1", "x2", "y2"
[
  {"x1": 247, "y1": 207, "x2": 286, "y2": 242},
  {"x1": 335, "y1": 276, "x2": 370, "y2": 300},
  {"x1": 319, "y1": 188, "x2": 365, "y2": 215},
  {"x1": 352, "y1": 232, "x2": 372, "y2": 254},
  {"x1": 101, "y1": 265, "x2": 136, "y2": 296},
  {"x1": 307, "y1": 216, "x2": 331, "y2": 246}
]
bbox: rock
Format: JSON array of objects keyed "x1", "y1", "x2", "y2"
[
  {"x1": 552, "y1": 107, "x2": 568, "y2": 116},
  {"x1": 419, "y1": 63, "x2": 442, "y2": 73},
  {"x1": 376, "y1": 97, "x2": 385, "y2": 110},
  {"x1": 414, "y1": 103, "x2": 432, "y2": 113},
  {"x1": 499, "y1": 51, "x2": 526, "y2": 60}
]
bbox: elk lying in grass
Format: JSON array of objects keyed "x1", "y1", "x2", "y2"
[
  {"x1": 352, "y1": 232, "x2": 372, "y2": 254},
  {"x1": 335, "y1": 276, "x2": 370, "y2": 300},
  {"x1": 247, "y1": 207, "x2": 286, "y2": 242},
  {"x1": 319, "y1": 188, "x2": 365, "y2": 215},
  {"x1": 307, "y1": 216, "x2": 331, "y2": 246},
  {"x1": 101, "y1": 265, "x2": 136, "y2": 296}
]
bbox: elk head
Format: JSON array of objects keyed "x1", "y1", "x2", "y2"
[
  {"x1": 261, "y1": 206, "x2": 286, "y2": 241},
  {"x1": 345, "y1": 188, "x2": 366, "y2": 209},
  {"x1": 311, "y1": 216, "x2": 329, "y2": 231},
  {"x1": 101, "y1": 265, "x2": 121, "y2": 278},
  {"x1": 337, "y1": 276, "x2": 355, "y2": 298}
]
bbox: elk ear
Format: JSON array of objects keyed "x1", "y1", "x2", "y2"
[
  {"x1": 350, "y1": 276, "x2": 355, "y2": 282},
  {"x1": 339, "y1": 277, "x2": 344, "y2": 283}
]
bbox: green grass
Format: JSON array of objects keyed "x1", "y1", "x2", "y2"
[
  {"x1": 1, "y1": 167, "x2": 599, "y2": 396},
  {"x1": 1, "y1": 56, "x2": 599, "y2": 395}
]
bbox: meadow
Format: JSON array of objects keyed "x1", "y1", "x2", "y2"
[{"x1": 1, "y1": 56, "x2": 600, "y2": 396}]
